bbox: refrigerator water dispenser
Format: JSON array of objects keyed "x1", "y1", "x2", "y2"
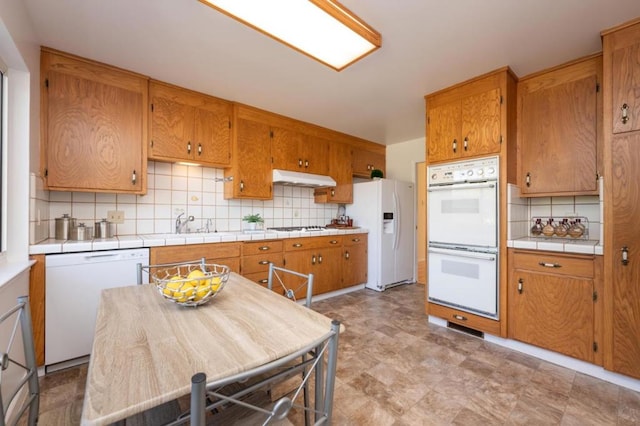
[{"x1": 383, "y1": 212, "x2": 394, "y2": 234}]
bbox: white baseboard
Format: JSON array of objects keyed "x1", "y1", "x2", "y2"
[{"x1": 428, "y1": 315, "x2": 640, "y2": 393}]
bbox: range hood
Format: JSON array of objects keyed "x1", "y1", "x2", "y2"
[{"x1": 272, "y1": 169, "x2": 336, "y2": 188}]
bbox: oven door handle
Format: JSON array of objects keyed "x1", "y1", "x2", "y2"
[
  {"x1": 428, "y1": 247, "x2": 497, "y2": 261},
  {"x1": 428, "y1": 182, "x2": 496, "y2": 191}
]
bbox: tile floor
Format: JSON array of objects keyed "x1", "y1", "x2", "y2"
[{"x1": 36, "y1": 283, "x2": 640, "y2": 425}]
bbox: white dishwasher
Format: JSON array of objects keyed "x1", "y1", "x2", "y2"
[{"x1": 45, "y1": 248, "x2": 149, "y2": 369}]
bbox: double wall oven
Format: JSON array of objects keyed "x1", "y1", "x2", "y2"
[{"x1": 427, "y1": 156, "x2": 499, "y2": 319}]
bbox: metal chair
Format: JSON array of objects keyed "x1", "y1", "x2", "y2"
[
  {"x1": 267, "y1": 263, "x2": 314, "y2": 308},
  {"x1": 0, "y1": 296, "x2": 39, "y2": 426}
]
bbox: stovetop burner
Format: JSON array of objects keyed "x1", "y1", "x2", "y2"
[{"x1": 268, "y1": 226, "x2": 328, "y2": 232}]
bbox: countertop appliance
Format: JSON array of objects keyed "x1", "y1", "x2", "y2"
[
  {"x1": 346, "y1": 179, "x2": 415, "y2": 291},
  {"x1": 427, "y1": 156, "x2": 499, "y2": 319},
  {"x1": 45, "y1": 248, "x2": 149, "y2": 369}
]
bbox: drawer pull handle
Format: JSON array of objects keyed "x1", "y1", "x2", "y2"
[
  {"x1": 538, "y1": 262, "x2": 561, "y2": 268},
  {"x1": 622, "y1": 246, "x2": 629, "y2": 265},
  {"x1": 345, "y1": 251, "x2": 350, "y2": 260},
  {"x1": 352, "y1": 238, "x2": 360, "y2": 242},
  {"x1": 258, "y1": 279, "x2": 268, "y2": 284},
  {"x1": 622, "y1": 103, "x2": 629, "y2": 124},
  {"x1": 517, "y1": 278, "x2": 523, "y2": 294},
  {"x1": 329, "y1": 240, "x2": 338, "y2": 245},
  {"x1": 311, "y1": 255, "x2": 316, "y2": 265},
  {"x1": 293, "y1": 243, "x2": 302, "y2": 248},
  {"x1": 453, "y1": 314, "x2": 467, "y2": 321},
  {"x1": 258, "y1": 260, "x2": 269, "y2": 265},
  {"x1": 259, "y1": 246, "x2": 270, "y2": 251}
]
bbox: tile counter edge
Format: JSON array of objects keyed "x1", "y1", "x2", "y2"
[
  {"x1": 29, "y1": 228, "x2": 370, "y2": 255},
  {"x1": 507, "y1": 237, "x2": 603, "y2": 255}
]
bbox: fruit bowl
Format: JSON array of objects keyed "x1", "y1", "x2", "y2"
[{"x1": 151, "y1": 262, "x2": 230, "y2": 307}]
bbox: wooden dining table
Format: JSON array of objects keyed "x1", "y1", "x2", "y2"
[{"x1": 80, "y1": 272, "x2": 341, "y2": 425}]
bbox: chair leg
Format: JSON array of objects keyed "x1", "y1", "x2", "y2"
[{"x1": 18, "y1": 296, "x2": 40, "y2": 426}]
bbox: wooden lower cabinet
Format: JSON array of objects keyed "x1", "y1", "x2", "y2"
[
  {"x1": 240, "y1": 240, "x2": 284, "y2": 286},
  {"x1": 508, "y1": 249, "x2": 602, "y2": 364},
  {"x1": 343, "y1": 234, "x2": 367, "y2": 287},
  {"x1": 29, "y1": 255, "x2": 46, "y2": 366},
  {"x1": 150, "y1": 243, "x2": 241, "y2": 273}
]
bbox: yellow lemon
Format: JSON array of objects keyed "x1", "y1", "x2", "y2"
[
  {"x1": 187, "y1": 269, "x2": 207, "y2": 287},
  {"x1": 163, "y1": 276, "x2": 183, "y2": 297},
  {"x1": 210, "y1": 276, "x2": 222, "y2": 292},
  {"x1": 193, "y1": 284, "x2": 211, "y2": 301},
  {"x1": 175, "y1": 281, "x2": 196, "y2": 302}
]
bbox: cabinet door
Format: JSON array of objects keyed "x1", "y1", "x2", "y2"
[
  {"x1": 271, "y1": 127, "x2": 304, "y2": 171},
  {"x1": 609, "y1": 132, "x2": 640, "y2": 378},
  {"x1": 519, "y1": 57, "x2": 600, "y2": 195},
  {"x1": 427, "y1": 100, "x2": 460, "y2": 163},
  {"x1": 612, "y1": 39, "x2": 640, "y2": 134},
  {"x1": 43, "y1": 52, "x2": 146, "y2": 193},
  {"x1": 352, "y1": 149, "x2": 385, "y2": 178},
  {"x1": 302, "y1": 135, "x2": 329, "y2": 175},
  {"x1": 460, "y1": 88, "x2": 501, "y2": 157},
  {"x1": 343, "y1": 235, "x2": 367, "y2": 287},
  {"x1": 315, "y1": 247, "x2": 344, "y2": 294},
  {"x1": 509, "y1": 270, "x2": 594, "y2": 362},
  {"x1": 321, "y1": 142, "x2": 353, "y2": 204},
  {"x1": 192, "y1": 103, "x2": 231, "y2": 166},
  {"x1": 225, "y1": 118, "x2": 272, "y2": 199},
  {"x1": 283, "y1": 250, "x2": 315, "y2": 299},
  {"x1": 149, "y1": 88, "x2": 193, "y2": 162}
]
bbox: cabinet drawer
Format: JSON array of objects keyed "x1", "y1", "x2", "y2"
[
  {"x1": 511, "y1": 251, "x2": 594, "y2": 278},
  {"x1": 285, "y1": 236, "x2": 343, "y2": 251},
  {"x1": 343, "y1": 234, "x2": 367, "y2": 246},
  {"x1": 150, "y1": 243, "x2": 241, "y2": 265},
  {"x1": 241, "y1": 253, "x2": 284, "y2": 274},
  {"x1": 242, "y1": 240, "x2": 283, "y2": 256},
  {"x1": 242, "y1": 271, "x2": 270, "y2": 287}
]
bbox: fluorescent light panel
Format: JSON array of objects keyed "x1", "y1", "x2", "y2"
[{"x1": 199, "y1": 0, "x2": 381, "y2": 70}]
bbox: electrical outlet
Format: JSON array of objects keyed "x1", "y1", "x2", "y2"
[{"x1": 107, "y1": 210, "x2": 125, "y2": 224}]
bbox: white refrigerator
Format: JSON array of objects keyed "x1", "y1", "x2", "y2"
[{"x1": 346, "y1": 179, "x2": 415, "y2": 291}]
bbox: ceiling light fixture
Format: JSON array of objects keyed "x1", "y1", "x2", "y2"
[{"x1": 198, "y1": 0, "x2": 381, "y2": 71}]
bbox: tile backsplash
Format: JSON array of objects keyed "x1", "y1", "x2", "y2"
[
  {"x1": 507, "y1": 178, "x2": 604, "y2": 243},
  {"x1": 30, "y1": 161, "x2": 339, "y2": 244}
]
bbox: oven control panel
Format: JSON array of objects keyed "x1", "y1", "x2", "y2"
[{"x1": 428, "y1": 156, "x2": 499, "y2": 185}]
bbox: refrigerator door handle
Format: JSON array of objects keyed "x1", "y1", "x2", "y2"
[{"x1": 393, "y1": 191, "x2": 400, "y2": 250}]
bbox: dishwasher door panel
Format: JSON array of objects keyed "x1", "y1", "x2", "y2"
[{"x1": 45, "y1": 249, "x2": 149, "y2": 366}]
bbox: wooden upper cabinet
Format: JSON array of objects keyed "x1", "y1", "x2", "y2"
[
  {"x1": 426, "y1": 71, "x2": 503, "y2": 163},
  {"x1": 149, "y1": 81, "x2": 231, "y2": 167},
  {"x1": 352, "y1": 148, "x2": 385, "y2": 178},
  {"x1": 518, "y1": 54, "x2": 601, "y2": 196},
  {"x1": 314, "y1": 142, "x2": 353, "y2": 204},
  {"x1": 272, "y1": 127, "x2": 329, "y2": 175},
  {"x1": 611, "y1": 27, "x2": 640, "y2": 134},
  {"x1": 224, "y1": 105, "x2": 272, "y2": 200},
  {"x1": 41, "y1": 48, "x2": 147, "y2": 193}
]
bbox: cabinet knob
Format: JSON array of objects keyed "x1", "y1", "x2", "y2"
[
  {"x1": 298, "y1": 158, "x2": 303, "y2": 167},
  {"x1": 452, "y1": 139, "x2": 457, "y2": 153},
  {"x1": 187, "y1": 141, "x2": 192, "y2": 154},
  {"x1": 463, "y1": 137, "x2": 468, "y2": 151},
  {"x1": 198, "y1": 143, "x2": 202, "y2": 156},
  {"x1": 240, "y1": 180, "x2": 244, "y2": 192},
  {"x1": 329, "y1": 240, "x2": 338, "y2": 245},
  {"x1": 305, "y1": 159, "x2": 309, "y2": 168},
  {"x1": 345, "y1": 251, "x2": 350, "y2": 260},
  {"x1": 517, "y1": 278, "x2": 523, "y2": 294},
  {"x1": 259, "y1": 246, "x2": 270, "y2": 251},
  {"x1": 258, "y1": 260, "x2": 269, "y2": 265},
  {"x1": 453, "y1": 314, "x2": 467, "y2": 321},
  {"x1": 352, "y1": 238, "x2": 360, "y2": 242},
  {"x1": 311, "y1": 255, "x2": 317, "y2": 265},
  {"x1": 622, "y1": 103, "x2": 629, "y2": 124},
  {"x1": 318, "y1": 254, "x2": 323, "y2": 264},
  {"x1": 330, "y1": 189, "x2": 335, "y2": 197},
  {"x1": 525, "y1": 172, "x2": 531, "y2": 187},
  {"x1": 132, "y1": 170, "x2": 137, "y2": 185}
]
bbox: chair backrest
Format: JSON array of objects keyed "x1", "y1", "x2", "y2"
[
  {"x1": 267, "y1": 263, "x2": 314, "y2": 307},
  {"x1": 0, "y1": 296, "x2": 39, "y2": 426}
]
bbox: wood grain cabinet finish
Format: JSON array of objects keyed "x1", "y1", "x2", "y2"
[
  {"x1": 342, "y1": 234, "x2": 367, "y2": 287},
  {"x1": 40, "y1": 48, "x2": 147, "y2": 194},
  {"x1": 517, "y1": 54, "x2": 602, "y2": 196},
  {"x1": 224, "y1": 105, "x2": 273, "y2": 200},
  {"x1": 149, "y1": 81, "x2": 232, "y2": 167},
  {"x1": 508, "y1": 250, "x2": 602, "y2": 364},
  {"x1": 426, "y1": 70, "x2": 503, "y2": 163},
  {"x1": 271, "y1": 127, "x2": 329, "y2": 175},
  {"x1": 602, "y1": 18, "x2": 640, "y2": 380},
  {"x1": 240, "y1": 241, "x2": 284, "y2": 285},
  {"x1": 150, "y1": 243, "x2": 241, "y2": 273},
  {"x1": 352, "y1": 149, "x2": 385, "y2": 178},
  {"x1": 314, "y1": 142, "x2": 353, "y2": 204}
]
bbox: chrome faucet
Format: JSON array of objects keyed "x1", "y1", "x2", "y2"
[{"x1": 175, "y1": 213, "x2": 195, "y2": 234}]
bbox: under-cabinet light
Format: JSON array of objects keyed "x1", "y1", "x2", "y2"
[{"x1": 198, "y1": 0, "x2": 381, "y2": 71}]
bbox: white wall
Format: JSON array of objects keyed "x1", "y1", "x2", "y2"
[{"x1": 385, "y1": 137, "x2": 425, "y2": 183}]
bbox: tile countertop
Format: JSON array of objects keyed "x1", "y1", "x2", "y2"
[
  {"x1": 29, "y1": 228, "x2": 369, "y2": 255},
  {"x1": 508, "y1": 237, "x2": 603, "y2": 255}
]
